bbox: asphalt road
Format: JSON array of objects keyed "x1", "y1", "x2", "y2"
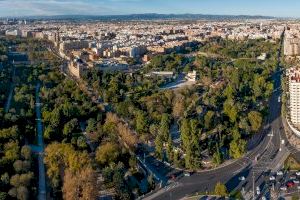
[{"x1": 235, "y1": 68, "x2": 287, "y2": 199}]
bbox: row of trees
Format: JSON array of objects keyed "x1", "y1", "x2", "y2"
[
  {"x1": 0, "y1": 37, "x2": 42, "y2": 200},
  {"x1": 41, "y1": 75, "x2": 101, "y2": 147},
  {"x1": 0, "y1": 38, "x2": 10, "y2": 117},
  {"x1": 41, "y1": 65, "x2": 146, "y2": 198}
]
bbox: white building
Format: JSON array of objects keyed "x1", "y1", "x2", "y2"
[
  {"x1": 257, "y1": 53, "x2": 267, "y2": 61},
  {"x1": 289, "y1": 67, "x2": 300, "y2": 125},
  {"x1": 5, "y1": 29, "x2": 21, "y2": 36},
  {"x1": 146, "y1": 71, "x2": 174, "y2": 79},
  {"x1": 186, "y1": 70, "x2": 197, "y2": 82}
]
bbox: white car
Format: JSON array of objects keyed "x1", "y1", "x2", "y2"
[
  {"x1": 280, "y1": 186, "x2": 287, "y2": 191},
  {"x1": 277, "y1": 171, "x2": 283, "y2": 176},
  {"x1": 269, "y1": 176, "x2": 276, "y2": 181},
  {"x1": 296, "y1": 171, "x2": 300, "y2": 176},
  {"x1": 184, "y1": 172, "x2": 191, "y2": 177},
  {"x1": 293, "y1": 179, "x2": 300, "y2": 184},
  {"x1": 267, "y1": 133, "x2": 273, "y2": 137},
  {"x1": 256, "y1": 186, "x2": 260, "y2": 195},
  {"x1": 239, "y1": 176, "x2": 245, "y2": 181}
]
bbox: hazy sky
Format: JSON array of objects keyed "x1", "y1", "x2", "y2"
[{"x1": 1, "y1": 0, "x2": 300, "y2": 18}]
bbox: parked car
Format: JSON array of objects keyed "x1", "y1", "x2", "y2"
[
  {"x1": 277, "y1": 171, "x2": 284, "y2": 176},
  {"x1": 184, "y1": 172, "x2": 191, "y2": 177},
  {"x1": 280, "y1": 186, "x2": 287, "y2": 191},
  {"x1": 293, "y1": 179, "x2": 300, "y2": 184},
  {"x1": 256, "y1": 186, "x2": 260, "y2": 195},
  {"x1": 287, "y1": 181, "x2": 295, "y2": 188},
  {"x1": 269, "y1": 176, "x2": 276, "y2": 181},
  {"x1": 171, "y1": 174, "x2": 176, "y2": 180},
  {"x1": 296, "y1": 171, "x2": 300, "y2": 176},
  {"x1": 239, "y1": 176, "x2": 245, "y2": 181}
]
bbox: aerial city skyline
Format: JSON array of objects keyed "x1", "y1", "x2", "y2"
[
  {"x1": 2, "y1": 0, "x2": 300, "y2": 18},
  {"x1": 3, "y1": 1, "x2": 300, "y2": 200}
]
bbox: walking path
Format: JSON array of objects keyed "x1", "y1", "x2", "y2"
[
  {"x1": 4, "y1": 65, "x2": 15, "y2": 113},
  {"x1": 35, "y1": 83, "x2": 46, "y2": 200},
  {"x1": 4, "y1": 83, "x2": 14, "y2": 112}
]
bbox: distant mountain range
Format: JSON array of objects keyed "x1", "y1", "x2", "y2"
[{"x1": 8, "y1": 13, "x2": 278, "y2": 21}]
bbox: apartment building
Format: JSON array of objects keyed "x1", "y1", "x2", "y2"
[
  {"x1": 284, "y1": 37, "x2": 300, "y2": 56},
  {"x1": 289, "y1": 67, "x2": 300, "y2": 125}
]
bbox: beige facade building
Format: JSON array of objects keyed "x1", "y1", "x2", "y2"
[
  {"x1": 289, "y1": 67, "x2": 300, "y2": 125},
  {"x1": 60, "y1": 40, "x2": 89, "y2": 52},
  {"x1": 68, "y1": 58, "x2": 88, "y2": 79},
  {"x1": 284, "y1": 38, "x2": 300, "y2": 56}
]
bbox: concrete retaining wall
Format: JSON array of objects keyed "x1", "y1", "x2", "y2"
[{"x1": 286, "y1": 117, "x2": 300, "y2": 137}]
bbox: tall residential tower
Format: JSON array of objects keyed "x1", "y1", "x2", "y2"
[{"x1": 289, "y1": 67, "x2": 300, "y2": 125}]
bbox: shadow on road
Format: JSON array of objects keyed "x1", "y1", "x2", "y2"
[{"x1": 225, "y1": 164, "x2": 252, "y2": 192}]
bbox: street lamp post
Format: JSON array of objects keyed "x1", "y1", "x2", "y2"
[{"x1": 279, "y1": 129, "x2": 282, "y2": 152}]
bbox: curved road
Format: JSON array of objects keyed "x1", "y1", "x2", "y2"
[{"x1": 146, "y1": 43, "x2": 287, "y2": 200}]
